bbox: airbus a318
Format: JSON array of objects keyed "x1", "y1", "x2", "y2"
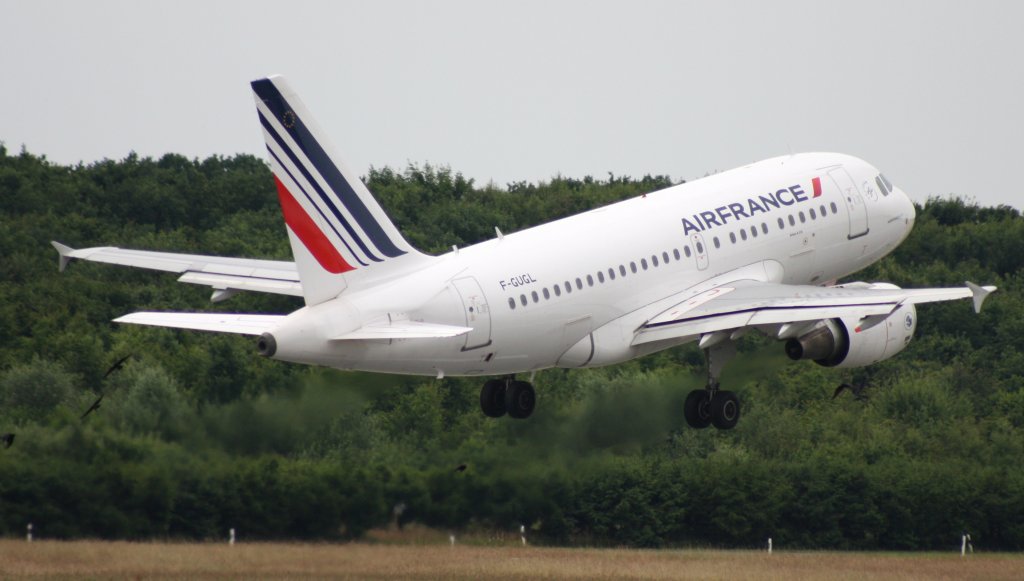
[{"x1": 54, "y1": 76, "x2": 995, "y2": 430}]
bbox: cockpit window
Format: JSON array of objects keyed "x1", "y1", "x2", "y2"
[
  {"x1": 875, "y1": 176, "x2": 889, "y2": 196},
  {"x1": 879, "y1": 174, "x2": 894, "y2": 193}
]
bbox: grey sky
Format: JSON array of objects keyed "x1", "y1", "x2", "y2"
[{"x1": 2, "y1": 0, "x2": 1021, "y2": 208}]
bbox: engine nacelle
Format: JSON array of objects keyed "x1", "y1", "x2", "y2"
[{"x1": 785, "y1": 301, "x2": 917, "y2": 368}]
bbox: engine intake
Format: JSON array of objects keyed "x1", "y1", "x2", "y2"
[{"x1": 784, "y1": 302, "x2": 917, "y2": 368}]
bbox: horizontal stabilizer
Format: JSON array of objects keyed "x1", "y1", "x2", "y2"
[
  {"x1": 114, "y1": 312, "x2": 286, "y2": 335},
  {"x1": 332, "y1": 321, "x2": 473, "y2": 341}
]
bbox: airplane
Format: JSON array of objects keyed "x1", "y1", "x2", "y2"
[{"x1": 53, "y1": 75, "x2": 996, "y2": 430}]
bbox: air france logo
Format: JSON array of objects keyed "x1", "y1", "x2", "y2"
[
  {"x1": 904, "y1": 312, "x2": 914, "y2": 330},
  {"x1": 680, "y1": 177, "x2": 823, "y2": 236}
]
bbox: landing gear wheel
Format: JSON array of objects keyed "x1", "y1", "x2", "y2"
[
  {"x1": 684, "y1": 390, "x2": 712, "y2": 429},
  {"x1": 505, "y1": 380, "x2": 536, "y2": 419},
  {"x1": 480, "y1": 379, "x2": 507, "y2": 418},
  {"x1": 710, "y1": 390, "x2": 740, "y2": 430}
]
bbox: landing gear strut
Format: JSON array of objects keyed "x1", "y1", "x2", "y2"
[
  {"x1": 480, "y1": 377, "x2": 535, "y2": 419},
  {"x1": 684, "y1": 341, "x2": 742, "y2": 430}
]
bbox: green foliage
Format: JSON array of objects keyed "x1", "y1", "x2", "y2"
[{"x1": 0, "y1": 147, "x2": 1022, "y2": 548}]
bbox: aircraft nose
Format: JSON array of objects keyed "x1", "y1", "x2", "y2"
[{"x1": 896, "y1": 187, "x2": 915, "y2": 233}]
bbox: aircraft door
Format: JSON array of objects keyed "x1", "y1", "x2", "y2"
[
  {"x1": 452, "y1": 277, "x2": 492, "y2": 351},
  {"x1": 691, "y1": 233, "x2": 709, "y2": 270},
  {"x1": 828, "y1": 167, "x2": 869, "y2": 239}
]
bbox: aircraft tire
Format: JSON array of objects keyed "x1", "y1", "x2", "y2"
[
  {"x1": 505, "y1": 380, "x2": 536, "y2": 419},
  {"x1": 480, "y1": 379, "x2": 507, "y2": 418},
  {"x1": 710, "y1": 391, "x2": 740, "y2": 430},
  {"x1": 684, "y1": 390, "x2": 712, "y2": 429}
]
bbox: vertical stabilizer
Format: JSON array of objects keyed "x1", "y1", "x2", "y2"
[{"x1": 251, "y1": 75, "x2": 432, "y2": 305}]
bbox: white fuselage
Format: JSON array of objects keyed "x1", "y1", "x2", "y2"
[{"x1": 267, "y1": 152, "x2": 916, "y2": 377}]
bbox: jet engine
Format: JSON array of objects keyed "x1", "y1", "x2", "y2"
[{"x1": 784, "y1": 302, "x2": 917, "y2": 368}]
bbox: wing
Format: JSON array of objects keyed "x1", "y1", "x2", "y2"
[
  {"x1": 52, "y1": 242, "x2": 301, "y2": 299},
  {"x1": 633, "y1": 280, "x2": 995, "y2": 346},
  {"x1": 114, "y1": 312, "x2": 286, "y2": 335}
]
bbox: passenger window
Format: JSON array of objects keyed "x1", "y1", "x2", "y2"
[
  {"x1": 630, "y1": 261, "x2": 637, "y2": 273},
  {"x1": 788, "y1": 215, "x2": 796, "y2": 226},
  {"x1": 508, "y1": 297, "x2": 516, "y2": 310},
  {"x1": 619, "y1": 265, "x2": 627, "y2": 276},
  {"x1": 608, "y1": 268, "x2": 615, "y2": 280},
  {"x1": 597, "y1": 271, "x2": 605, "y2": 283},
  {"x1": 696, "y1": 242, "x2": 704, "y2": 253},
  {"x1": 531, "y1": 291, "x2": 539, "y2": 303},
  {"x1": 576, "y1": 277, "x2": 583, "y2": 290},
  {"x1": 565, "y1": 281, "x2": 572, "y2": 294},
  {"x1": 799, "y1": 211, "x2": 806, "y2": 223},
  {"x1": 662, "y1": 251, "x2": 670, "y2": 263},
  {"x1": 713, "y1": 237, "x2": 720, "y2": 249},
  {"x1": 543, "y1": 288, "x2": 550, "y2": 300},
  {"x1": 830, "y1": 202, "x2": 838, "y2": 213},
  {"x1": 554, "y1": 285, "x2": 561, "y2": 297},
  {"x1": 740, "y1": 229, "x2": 747, "y2": 241},
  {"x1": 820, "y1": 204, "x2": 827, "y2": 216},
  {"x1": 520, "y1": 294, "x2": 527, "y2": 306},
  {"x1": 684, "y1": 246, "x2": 692, "y2": 258},
  {"x1": 652, "y1": 255, "x2": 659, "y2": 266},
  {"x1": 809, "y1": 208, "x2": 816, "y2": 220},
  {"x1": 761, "y1": 223, "x2": 768, "y2": 234},
  {"x1": 751, "y1": 226, "x2": 758, "y2": 238},
  {"x1": 729, "y1": 232, "x2": 737, "y2": 244},
  {"x1": 586, "y1": 275, "x2": 594, "y2": 286},
  {"x1": 641, "y1": 258, "x2": 649, "y2": 270},
  {"x1": 673, "y1": 249, "x2": 681, "y2": 260},
  {"x1": 778, "y1": 217, "x2": 785, "y2": 229}
]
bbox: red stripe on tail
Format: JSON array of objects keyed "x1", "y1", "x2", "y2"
[
  {"x1": 273, "y1": 177, "x2": 354, "y2": 274},
  {"x1": 812, "y1": 177, "x2": 822, "y2": 198}
]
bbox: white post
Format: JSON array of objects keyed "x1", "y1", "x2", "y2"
[
  {"x1": 449, "y1": 534, "x2": 455, "y2": 546},
  {"x1": 520, "y1": 524, "x2": 526, "y2": 546},
  {"x1": 229, "y1": 528, "x2": 235, "y2": 546},
  {"x1": 961, "y1": 534, "x2": 966, "y2": 557},
  {"x1": 26, "y1": 523, "x2": 32, "y2": 542},
  {"x1": 768, "y1": 537, "x2": 772, "y2": 554}
]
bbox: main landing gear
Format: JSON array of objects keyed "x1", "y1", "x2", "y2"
[
  {"x1": 480, "y1": 377, "x2": 535, "y2": 419},
  {"x1": 684, "y1": 341, "x2": 742, "y2": 430}
]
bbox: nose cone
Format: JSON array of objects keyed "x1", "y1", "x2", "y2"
[{"x1": 895, "y1": 187, "x2": 915, "y2": 239}]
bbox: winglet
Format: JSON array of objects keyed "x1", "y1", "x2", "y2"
[
  {"x1": 51, "y1": 241, "x2": 74, "y2": 272},
  {"x1": 966, "y1": 281, "x2": 996, "y2": 313}
]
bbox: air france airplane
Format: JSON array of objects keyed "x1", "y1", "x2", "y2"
[{"x1": 53, "y1": 76, "x2": 995, "y2": 430}]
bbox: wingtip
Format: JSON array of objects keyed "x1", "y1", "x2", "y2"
[
  {"x1": 51, "y1": 241, "x2": 74, "y2": 272},
  {"x1": 965, "y1": 281, "x2": 996, "y2": 313}
]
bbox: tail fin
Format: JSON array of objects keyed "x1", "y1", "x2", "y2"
[{"x1": 251, "y1": 75, "x2": 432, "y2": 305}]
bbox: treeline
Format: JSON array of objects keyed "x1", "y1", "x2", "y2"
[{"x1": 1, "y1": 145, "x2": 1023, "y2": 549}]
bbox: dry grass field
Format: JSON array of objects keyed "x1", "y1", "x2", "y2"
[{"x1": 0, "y1": 539, "x2": 1022, "y2": 580}]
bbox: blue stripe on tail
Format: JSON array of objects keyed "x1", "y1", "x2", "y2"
[
  {"x1": 265, "y1": 145, "x2": 369, "y2": 267},
  {"x1": 259, "y1": 112, "x2": 378, "y2": 264}
]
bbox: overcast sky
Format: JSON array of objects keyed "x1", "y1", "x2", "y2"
[{"x1": 2, "y1": 0, "x2": 1021, "y2": 208}]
